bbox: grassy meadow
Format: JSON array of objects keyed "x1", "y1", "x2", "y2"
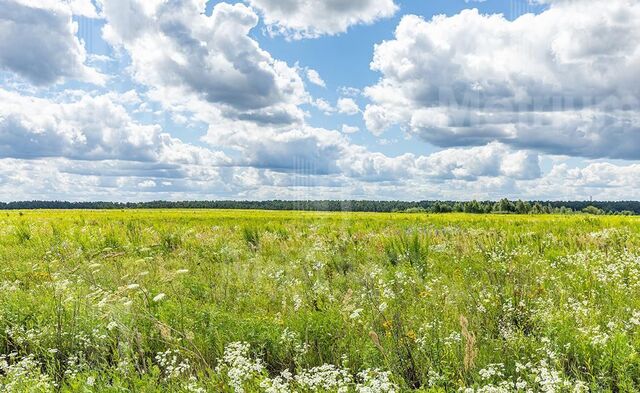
[{"x1": 1, "y1": 209, "x2": 640, "y2": 392}]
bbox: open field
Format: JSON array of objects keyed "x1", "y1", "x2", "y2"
[{"x1": 1, "y1": 210, "x2": 640, "y2": 392}]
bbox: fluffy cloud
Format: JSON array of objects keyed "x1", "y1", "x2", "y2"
[
  {"x1": 337, "y1": 97, "x2": 360, "y2": 115},
  {"x1": 198, "y1": 99, "x2": 541, "y2": 182},
  {"x1": 100, "y1": 0, "x2": 306, "y2": 125},
  {"x1": 0, "y1": 0, "x2": 104, "y2": 85},
  {"x1": 247, "y1": 0, "x2": 398, "y2": 39},
  {"x1": 543, "y1": 162, "x2": 640, "y2": 190},
  {"x1": 364, "y1": 0, "x2": 640, "y2": 159},
  {"x1": 0, "y1": 157, "x2": 263, "y2": 201},
  {"x1": 311, "y1": 98, "x2": 335, "y2": 114},
  {"x1": 0, "y1": 88, "x2": 227, "y2": 165},
  {"x1": 1, "y1": 0, "x2": 637, "y2": 202},
  {"x1": 65, "y1": 0, "x2": 99, "y2": 18},
  {"x1": 341, "y1": 124, "x2": 359, "y2": 134},
  {"x1": 341, "y1": 142, "x2": 540, "y2": 183},
  {"x1": 521, "y1": 161, "x2": 640, "y2": 201},
  {"x1": 203, "y1": 121, "x2": 348, "y2": 175},
  {"x1": 2, "y1": 139, "x2": 640, "y2": 201},
  {"x1": 415, "y1": 143, "x2": 540, "y2": 181},
  {"x1": 306, "y1": 68, "x2": 326, "y2": 87}
]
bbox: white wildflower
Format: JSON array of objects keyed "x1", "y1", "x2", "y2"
[
  {"x1": 153, "y1": 293, "x2": 167, "y2": 302},
  {"x1": 350, "y1": 308, "x2": 364, "y2": 320}
]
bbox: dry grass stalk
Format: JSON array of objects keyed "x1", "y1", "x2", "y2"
[
  {"x1": 460, "y1": 314, "x2": 478, "y2": 372},
  {"x1": 369, "y1": 330, "x2": 384, "y2": 353}
]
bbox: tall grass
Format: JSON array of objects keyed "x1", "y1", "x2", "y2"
[{"x1": 0, "y1": 210, "x2": 638, "y2": 391}]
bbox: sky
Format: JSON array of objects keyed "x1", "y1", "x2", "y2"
[{"x1": 0, "y1": 0, "x2": 639, "y2": 202}]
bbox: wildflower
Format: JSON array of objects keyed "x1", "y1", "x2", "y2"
[
  {"x1": 427, "y1": 370, "x2": 445, "y2": 387},
  {"x1": 155, "y1": 349, "x2": 191, "y2": 380},
  {"x1": 153, "y1": 293, "x2": 167, "y2": 302},
  {"x1": 260, "y1": 371, "x2": 291, "y2": 393},
  {"x1": 478, "y1": 363, "x2": 504, "y2": 380},
  {"x1": 86, "y1": 376, "x2": 95, "y2": 386},
  {"x1": 515, "y1": 379, "x2": 527, "y2": 390},
  {"x1": 356, "y1": 369, "x2": 397, "y2": 393},
  {"x1": 215, "y1": 342, "x2": 264, "y2": 393},
  {"x1": 295, "y1": 364, "x2": 352, "y2": 392},
  {"x1": 186, "y1": 376, "x2": 206, "y2": 393},
  {"x1": 293, "y1": 294, "x2": 303, "y2": 311},
  {"x1": 350, "y1": 308, "x2": 363, "y2": 320}
]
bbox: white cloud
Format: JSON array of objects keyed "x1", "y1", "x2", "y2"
[
  {"x1": 203, "y1": 121, "x2": 348, "y2": 175},
  {"x1": 311, "y1": 98, "x2": 335, "y2": 114},
  {"x1": 138, "y1": 180, "x2": 156, "y2": 188},
  {"x1": 0, "y1": 86, "x2": 548, "y2": 198},
  {"x1": 337, "y1": 97, "x2": 360, "y2": 115},
  {"x1": 364, "y1": 1, "x2": 640, "y2": 159},
  {"x1": 100, "y1": 0, "x2": 307, "y2": 125},
  {"x1": 339, "y1": 142, "x2": 540, "y2": 183},
  {"x1": 246, "y1": 0, "x2": 398, "y2": 39},
  {"x1": 0, "y1": 157, "x2": 264, "y2": 201},
  {"x1": 560, "y1": 162, "x2": 640, "y2": 189},
  {"x1": 305, "y1": 68, "x2": 326, "y2": 87},
  {"x1": 65, "y1": 0, "x2": 99, "y2": 18},
  {"x1": 416, "y1": 143, "x2": 541, "y2": 181},
  {"x1": 2, "y1": 135, "x2": 640, "y2": 201},
  {"x1": 0, "y1": 0, "x2": 104, "y2": 85},
  {"x1": 1, "y1": 0, "x2": 638, "y2": 202},
  {"x1": 519, "y1": 161, "x2": 640, "y2": 201},
  {"x1": 338, "y1": 86, "x2": 361, "y2": 97},
  {"x1": 341, "y1": 124, "x2": 359, "y2": 134},
  {"x1": 0, "y1": 88, "x2": 227, "y2": 165}
]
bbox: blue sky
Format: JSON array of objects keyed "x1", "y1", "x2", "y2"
[{"x1": 0, "y1": 0, "x2": 638, "y2": 201}]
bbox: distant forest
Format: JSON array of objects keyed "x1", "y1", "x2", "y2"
[{"x1": 1, "y1": 200, "x2": 639, "y2": 215}]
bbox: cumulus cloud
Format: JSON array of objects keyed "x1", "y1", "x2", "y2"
[
  {"x1": 338, "y1": 86, "x2": 361, "y2": 97},
  {"x1": 0, "y1": 157, "x2": 264, "y2": 201},
  {"x1": 0, "y1": 0, "x2": 104, "y2": 85},
  {"x1": 138, "y1": 179, "x2": 156, "y2": 188},
  {"x1": 203, "y1": 122, "x2": 348, "y2": 175},
  {"x1": 554, "y1": 162, "x2": 640, "y2": 189},
  {"x1": 337, "y1": 97, "x2": 360, "y2": 115},
  {"x1": 519, "y1": 161, "x2": 640, "y2": 201},
  {"x1": 247, "y1": 0, "x2": 398, "y2": 39},
  {"x1": 198, "y1": 101, "x2": 541, "y2": 184},
  {"x1": 1, "y1": 0, "x2": 637, "y2": 202},
  {"x1": 305, "y1": 68, "x2": 326, "y2": 87},
  {"x1": 341, "y1": 124, "x2": 359, "y2": 134},
  {"x1": 65, "y1": 0, "x2": 99, "y2": 18},
  {"x1": 1, "y1": 136, "x2": 639, "y2": 201},
  {"x1": 311, "y1": 98, "x2": 335, "y2": 114},
  {"x1": 415, "y1": 143, "x2": 541, "y2": 181},
  {"x1": 100, "y1": 0, "x2": 306, "y2": 125},
  {"x1": 0, "y1": 88, "x2": 227, "y2": 165},
  {"x1": 341, "y1": 142, "x2": 540, "y2": 183},
  {"x1": 364, "y1": 0, "x2": 640, "y2": 159}
]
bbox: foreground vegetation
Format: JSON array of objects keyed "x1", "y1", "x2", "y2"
[{"x1": 1, "y1": 210, "x2": 640, "y2": 392}]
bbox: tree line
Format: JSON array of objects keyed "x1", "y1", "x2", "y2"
[{"x1": 0, "y1": 199, "x2": 638, "y2": 215}]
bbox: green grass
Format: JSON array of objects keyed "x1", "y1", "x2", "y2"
[{"x1": 1, "y1": 210, "x2": 640, "y2": 392}]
